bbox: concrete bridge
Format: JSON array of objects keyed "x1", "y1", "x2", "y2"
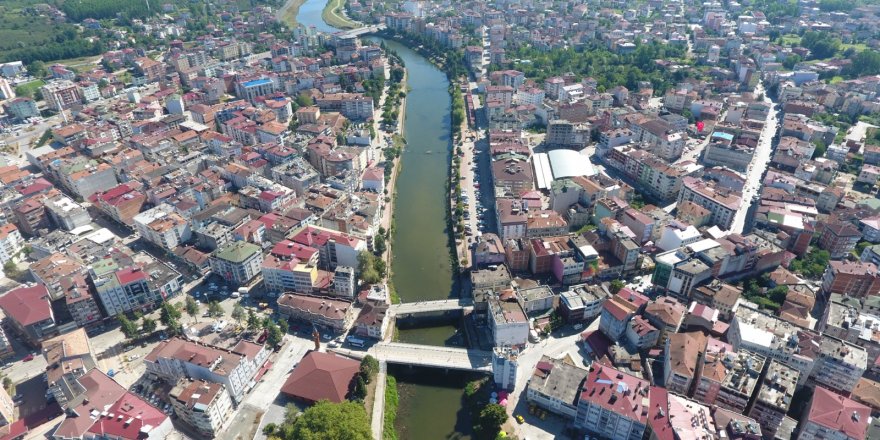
[
  {"x1": 389, "y1": 298, "x2": 474, "y2": 317},
  {"x1": 331, "y1": 341, "x2": 492, "y2": 373},
  {"x1": 336, "y1": 24, "x2": 386, "y2": 39}
]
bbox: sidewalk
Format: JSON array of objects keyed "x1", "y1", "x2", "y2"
[{"x1": 370, "y1": 361, "x2": 388, "y2": 440}]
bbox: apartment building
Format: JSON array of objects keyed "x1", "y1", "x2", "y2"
[
  {"x1": 488, "y1": 297, "x2": 529, "y2": 347},
  {"x1": 210, "y1": 241, "x2": 264, "y2": 285},
  {"x1": 144, "y1": 338, "x2": 269, "y2": 403},
  {"x1": 169, "y1": 379, "x2": 234, "y2": 437},
  {"x1": 88, "y1": 183, "x2": 146, "y2": 226},
  {"x1": 694, "y1": 349, "x2": 764, "y2": 413},
  {"x1": 575, "y1": 362, "x2": 652, "y2": 439},
  {"x1": 821, "y1": 260, "x2": 880, "y2": 299},
  {"x1": 61, "y1": 273, "x2": 103, "y2": 328},
  {"x1": 277, "y1": 293, "x2": 354, "y2": 331},
  {"x1": 0, "y1": 284, "x2": 56, "y2": 347},
  {"x1": 810, "y1": 336, "x2": 868, "y2": 396},
  {"x1": 0, "y1": 223, "x2": 23, "y2": 264},
  {"x1": 42, "y1": 328, "x2": 98, "y2": 407},
  {"x1": 41, "y1": 80, "x2": 81, "y2": 111},
  {"x1": 796, "y1": 386, "x2": 870, "y2": 440},
  {"x1": 664, "y1": 331, "x2": 707, "y2": 396},
  {"x1": 526, "y1": 356, "x2": 587, "y2": 419},
  {"x1": 134, "y1": 204, "x2": 192, "y2": 252},
  {"x1": 747, "y1": 360, "x2": 799, "y2": 440},
  {"x1": 677, "y1": 177, "x2": 741, "y2": 230},
  {"x1": 89, "y1": 263, "x2": 166, "y2": 316}
]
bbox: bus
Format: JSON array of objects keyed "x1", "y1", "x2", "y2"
[{"x1": 346, "y1": 336, "x2": 365, "y2": 348}]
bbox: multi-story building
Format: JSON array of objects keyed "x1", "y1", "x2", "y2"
[
  {"x1": 169, "y1": 379, "x2": 234, "y2": 437},
  {"x1": 747, "y1": 360, "x2": 799, "y2": 440},
  {"x1": 0, "y1": 223, "x2": 23, "y2": 264},
  {"x1": 42, "y1": 328, "x2": 98, "y2": 407},
  {"x1": 821, "y1": 260, "x2": 880, "y2": 299},
  {"x1": 290, "y1": 225, "x2": 366, "y2": 270},
  {"x1": 677, "y1": 177, "x2": 741, "y2": 230},
  {"x1": 817, "y1": 221, "x2": 862, "y2": 259},
  {"x1": 810, "y1": 336, "x2": 868, "y2": 395},
  {"x1": 144, "y1": 337, "x2": 269, "y2": 403},
  {"x1": 644, "y1": 296, "x2": 687, "y2": 345},
  {"x1": 5, "y1": 97, "x2": 39, "y2": 120},
  {"x1": 694, "y1": 349, "x2": 764, "y2": 413},
  {"x1": 0, "y1": 383, "x2": 12, "y2": 428},
  {"x1": 89, "y1": 263, "x2": 166, "y2": 316},
  {"x1": 61, "y1": 273, "x2": 103, "y2": 328},
  {"x1": 558, "y1": 284, "x2": 608, "y2": 323},
  {"x1": 44, "y1": 194, "x2": 91, "y2": 231},
  {"x1": 332, "y1": 266, "x2": 356, "y2": 298},
  {"x1": 88, "y1": 183, "x2": 146, "y2": 226},
  {"x1": 134, "y1": 204, "x2": 192, "y2": 252},
  {"x1": 599, "y1": 289, "x2": 649, "y2": 341},
  {"x1": 277, "y1": 293, "x2": 355, "y2": 331},
  {"x1": 691, "y1": 280, "x2": 742, "y2": 320},
  {"x1": 354, "y1": 302, "x2": 389, "y2": 340},
  {"x1": 664, "y1": 331, "x2": 707, "y2": 396},
  {"x1": 0, "y1": 284, "x2": 56, "y2": 347},
  {"x1": 728, "y1": 305, "x2": 817, "y2": 386},
  {"x1": 625, "y1": 316, "x2": 659, "y2": 349},
  {"x1": 575, "y1": 362, "x2": 652, "y2": 439},
  {"x1": 492, "y1": 347, "x2": 518, "y2": 391},
  {"x1": 261, "y1": 240, "x2": 320, "y2": 294},
  {"x1": 487, "y1": 297, "x2": 529, "y2": 347},
  {"x1": 29, "y1": 252, "x2": 84, "y2": 300},
  {"x1": 526, "y1": 356, "x2": 587, "y2": 419},
  {"x1": 492, "y1": 158, "x2": 534, "y2": 197},
  {"x1": 210, "y1": 241, "x2": 264, "y2": 285},
  {"x1": 41, "y1": 80, "x2": 81, "y2": 111},
  {"x1": 796, "y1": 386, "x2": 870, "y2": 440}
]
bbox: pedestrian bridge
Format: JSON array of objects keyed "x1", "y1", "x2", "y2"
[
  {"x1": 389, "y1": 298, "x2": 474, "y2": 316},
  {"x1": 331, "y1": 342, "x2": 492, "y2": 372}
]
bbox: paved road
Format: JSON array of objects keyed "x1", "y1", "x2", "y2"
[
  {"x1": 333, "y1": 342, "x2": 493, "y2": 371},
  {"x1": 389, "y1": 298, "x2": 473, "y2": 315},
  {"x1": 370, "y1": 361, "x2": 387, "y2": 440},
  {"x1": 730, "y1": 81, "x2": 779, "y2": 234}
]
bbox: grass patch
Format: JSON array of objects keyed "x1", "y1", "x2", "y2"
[
  {"x1": 322, "y1": 0, "x2": 358, "y2": 29},
  {"x1": 14, "y1": 79, "x2": 44, "y2": 98},
  {"x1": 829, "y1": 76, "x2": 845, "y2": 84},
  {"x1": 779, "y1": 34, "x2": 801, "y2": 46},
  {"x1": 383, "y1": 375, "x2": 399, "y2": 440},
  {"x1": 278, "y1": 0, "x2": 307, "y2": 28}
]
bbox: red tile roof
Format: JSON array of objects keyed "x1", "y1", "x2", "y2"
[
  {"x1": 0, "y1": 285, "x2": 52, "y2": 326},
  {"x1": 280, "y1": 351, "x2": 359, "y2": 403},
  {"x1": 53, "y1": 369, "x2": 126, "y2": 439},
  {"x1": 580, "y1": 362, "x2": 651, "y2": 424},
  {"x1": 806, "y1": 386, "x2": 870, "y2": 439},
  {"x1": 115, "y1": 267, "x2": 147, "y2": 286},
  {"x1": 87, "y1": 392, "x2": 168, "y2": 439}
]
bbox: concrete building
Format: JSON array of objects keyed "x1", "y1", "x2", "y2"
[
  {"x1": 5, "y1": 97, "x2": 39, "y2": 120},
  {"x1": 0, "y1": 284, "x2": 56, "y2": 347},
  {"x1": 332, "y1": 266, "x2": 356, "y2": 298},
  {"x1": 88, "y1": 183, "x2": 146, "y2": 226},
  {"x1": 210, "y1": 241, "x2": 264, "y2": 285},
  {"x1": 575, "y1": 362, "x2": 652, "y2": 439},
  {"x1": 277, "y1": 293, "x2": 354, "y2": 331},
  {"x1": 664, "y1": 331, "x2": 707, "y2": 396},
  {"x1": 677, "y1": 177, "x2": 742, "y2": 230},
  {"x1": 493, "y1": 347, "x2": 518, "y2": 391},
  {"x1": 144, "y1": 338, "x2": 269, "y2": 403},
  {"x1": 821, "y1": 260, "x2": 880, "y2": 299},
  {"x1": 748, "y1": 360, "x2": 798, "y2": 440},
  {"x1": 811, "y1": 336, "x2": 868, "y2": 396},
  {"x1": 0, "y1": 223, "x2": 23, "y2": 264},
  {"x1": 797, "y1": 386, "x2": 870, "y2": 440},
  {"x1": 558, "y1": 284, "x2": 608, "y2": 323},
  {"x1": 169, "y1": 379, "x2": 234, "y2": 437},
  {"x1": 134, "y1": 204, "x2": 192, "y2": 252},
  {"x1": 41, "y1": 80, "x2": 81, "y2": 111},
  {"x1": 44, "y1": 195, "x2": 91, "y2": 231},
  {"x1": 42, "y1": 328, "x2": 97, "y2": 407},
  {"x1": 354, "y1": 302, "x2": 389, "y2": 340},
  {"x1": 89, "y1": 264, "x2": 166, "y2": 316},
  {"x1": 487, "y1": 297, "x2": 529, "y2": 347},
  {"x1": 694, "y1": 349, "x2": 764, "y2": 413},
  {"x1": 526, "y1": 356, "x2": 587, "y2": 419}
]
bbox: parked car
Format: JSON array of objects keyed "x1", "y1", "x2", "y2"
[{"x1": 22, "y1": 354, "x2": 34, "y2": 362}]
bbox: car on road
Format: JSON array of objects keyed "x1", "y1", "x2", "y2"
[
  {"x1": 12, "y1": 394, "x2": 22, "y2": 402},
  {"x1": 22, "y1": 354, "x2": 34, "y2": 362}
]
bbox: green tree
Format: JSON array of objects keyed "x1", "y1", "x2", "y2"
[
  {"x1": 476, "y1": 404, "x2": 508, "y2": 438},
  {"x1": 288, "y1": 401, "x2": 371, "y2": 439},
  {"x1": 247, "y1": 310, "x2": 260, "y2": 332},
  {"x1": 360, "y1": 355, "x2": 379, "y2": 383},
  {"x1": 208, "y1": 301, "x2": 224, "y2": 318},
  {"x1": 160, "y1": 302, "x2": 182, "y2": 333},
  {"x1": 27, "y1": 61, "x2": 46, "y2": 78},
  {"x1": 2, "y1": 261, "x2": 22, "y2": 281},
  {"x1": 358, "y1": 251, "x2": 381, "y2": 284},
  {"x1": 609, "y1": 279, "x2": 626, "y2": 294},
  {"x1": 232, "y1": 303, "x2": 245, "y2": 326},
  {"x1": 374, "y1": 234, "x2": 386, "y2": 255},
  {"x1": 118, "y1": 314, "x2": 138, "y2": 339},
  {"x1": 142, "y1": 317, "x2": 157, "y2": 334},
  {"x1": 296, "y1": 92, "x2": 314, "y2": 107},
  {"x1": 278, "y1": 319, "x2": 289, "y2": 335},
  {"x1": 352, "y1": 375, "x2": 367, "y2": 401},
  {"x1": 185, "y1": 295, "x2": 199, "y2": 322},
  {"x1": 267, "y1": 321, "x2": 284, "y2": 347}
]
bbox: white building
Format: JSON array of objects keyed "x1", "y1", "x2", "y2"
[
  {"x1": 134, "y1": 204, "x2": 192, "y2": 251},
  {"x1": 0, "y1": 223, "x2": 23, "y2": 264},
  {"x1": 210, "y1": 241, "x2": 264, "y2": 286},
  {"x1": 493, "y1": 347, "x2": 518, "y2": 391},
  {"x1": 169, "y1": 379, "x2": 234, "y2": 437},
  {"x1": 488, "y1": 298, "x2": 529, "y2": 347}
]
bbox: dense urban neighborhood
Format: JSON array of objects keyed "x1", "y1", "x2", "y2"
[{"x1": 0, "y1": 0, "x2": 879, "y2": 439}]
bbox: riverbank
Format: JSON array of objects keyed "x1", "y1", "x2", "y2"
[
  {"x1": 322, "y1": 0, "x2": 358, "y2": 29},
  {"x1": 276, "y1": 0, "x2": 307, "y2": 28}
]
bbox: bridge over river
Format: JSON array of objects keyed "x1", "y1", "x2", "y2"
[{"x1": 330, "y1": 341, "x2": 492, "y2": 372}]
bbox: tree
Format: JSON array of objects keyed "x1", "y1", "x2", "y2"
[
  {"x1": 27, "y1": 61, "x2": 46, "y2": 79},
  {"x1": 812, "y1": 140, "x2": 827, "y2": 159},
  {"x1": 142, "y1": 317, "x2": 157, "y2": 334},
  {"x1": 2, "y1": 261, "x2": 22, "y2": 281},
  {"x1": 358, "y1": 251, "x2": 381, "y2": 284},
  {"x1": 184, "y1": 295, "x2": 199, "y2": 322},
  {"x1": 118, "y1": 314, "x2": 138, "y2": 339},
  {"x1": 296, "y1": 92, "x2": 314, "y2": 107},
  {"x1": 476, "y1": 404, "x2": 508, "y2": 438},
  {"x1": 267, "y1": 321, "x2": 283, "y2": 348},
  {"x1": 609, "y1": 279, "x2": 626, "y2": 294},
  {"x1": 279, "y1": 319, "x2": 289, "y2": 335},
  {"x1": 374, "y1": 234, "x2": 386, "y2": 255},
  {"x1": 160, "y1": 302, "x2": 182, "y2": 333},
  {"x1": 207, "y1": 301, "x2": 224, "y2": 318},
  {"x1": 289, "y1": 401, "x2": 371, "y2": 440},
  {"x1": 232, "y1": 303, "x2": 245, "y2": 326},
  {"x1": 352, "y1": 375, "x2": 367, "y2": 401},
  {"x1": 360, "y1": 356, "x2": 379, "y2": 383},
  {"x1": 247, "y1": 310, "x2": 260, "y2": 332}
]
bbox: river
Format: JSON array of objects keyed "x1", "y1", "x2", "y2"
[{"x1": 295, "y1": 2, "x2": 472, "y2": 438}]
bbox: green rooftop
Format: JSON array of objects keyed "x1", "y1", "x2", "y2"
[{"x1": 214, "y1": 241, "x2": 261, "y2": 263}]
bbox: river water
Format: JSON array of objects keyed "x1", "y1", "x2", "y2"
[{"x1": 296, "y1": 2, "x2": 472, "y2": 438}]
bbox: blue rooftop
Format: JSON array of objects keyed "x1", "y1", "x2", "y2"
[
  {"x1": 243, "y1": 78, "x2": 272, "y2": 88},
  {"x1": 712, "y1": 132, "x2": 734, "y2": 141}
]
